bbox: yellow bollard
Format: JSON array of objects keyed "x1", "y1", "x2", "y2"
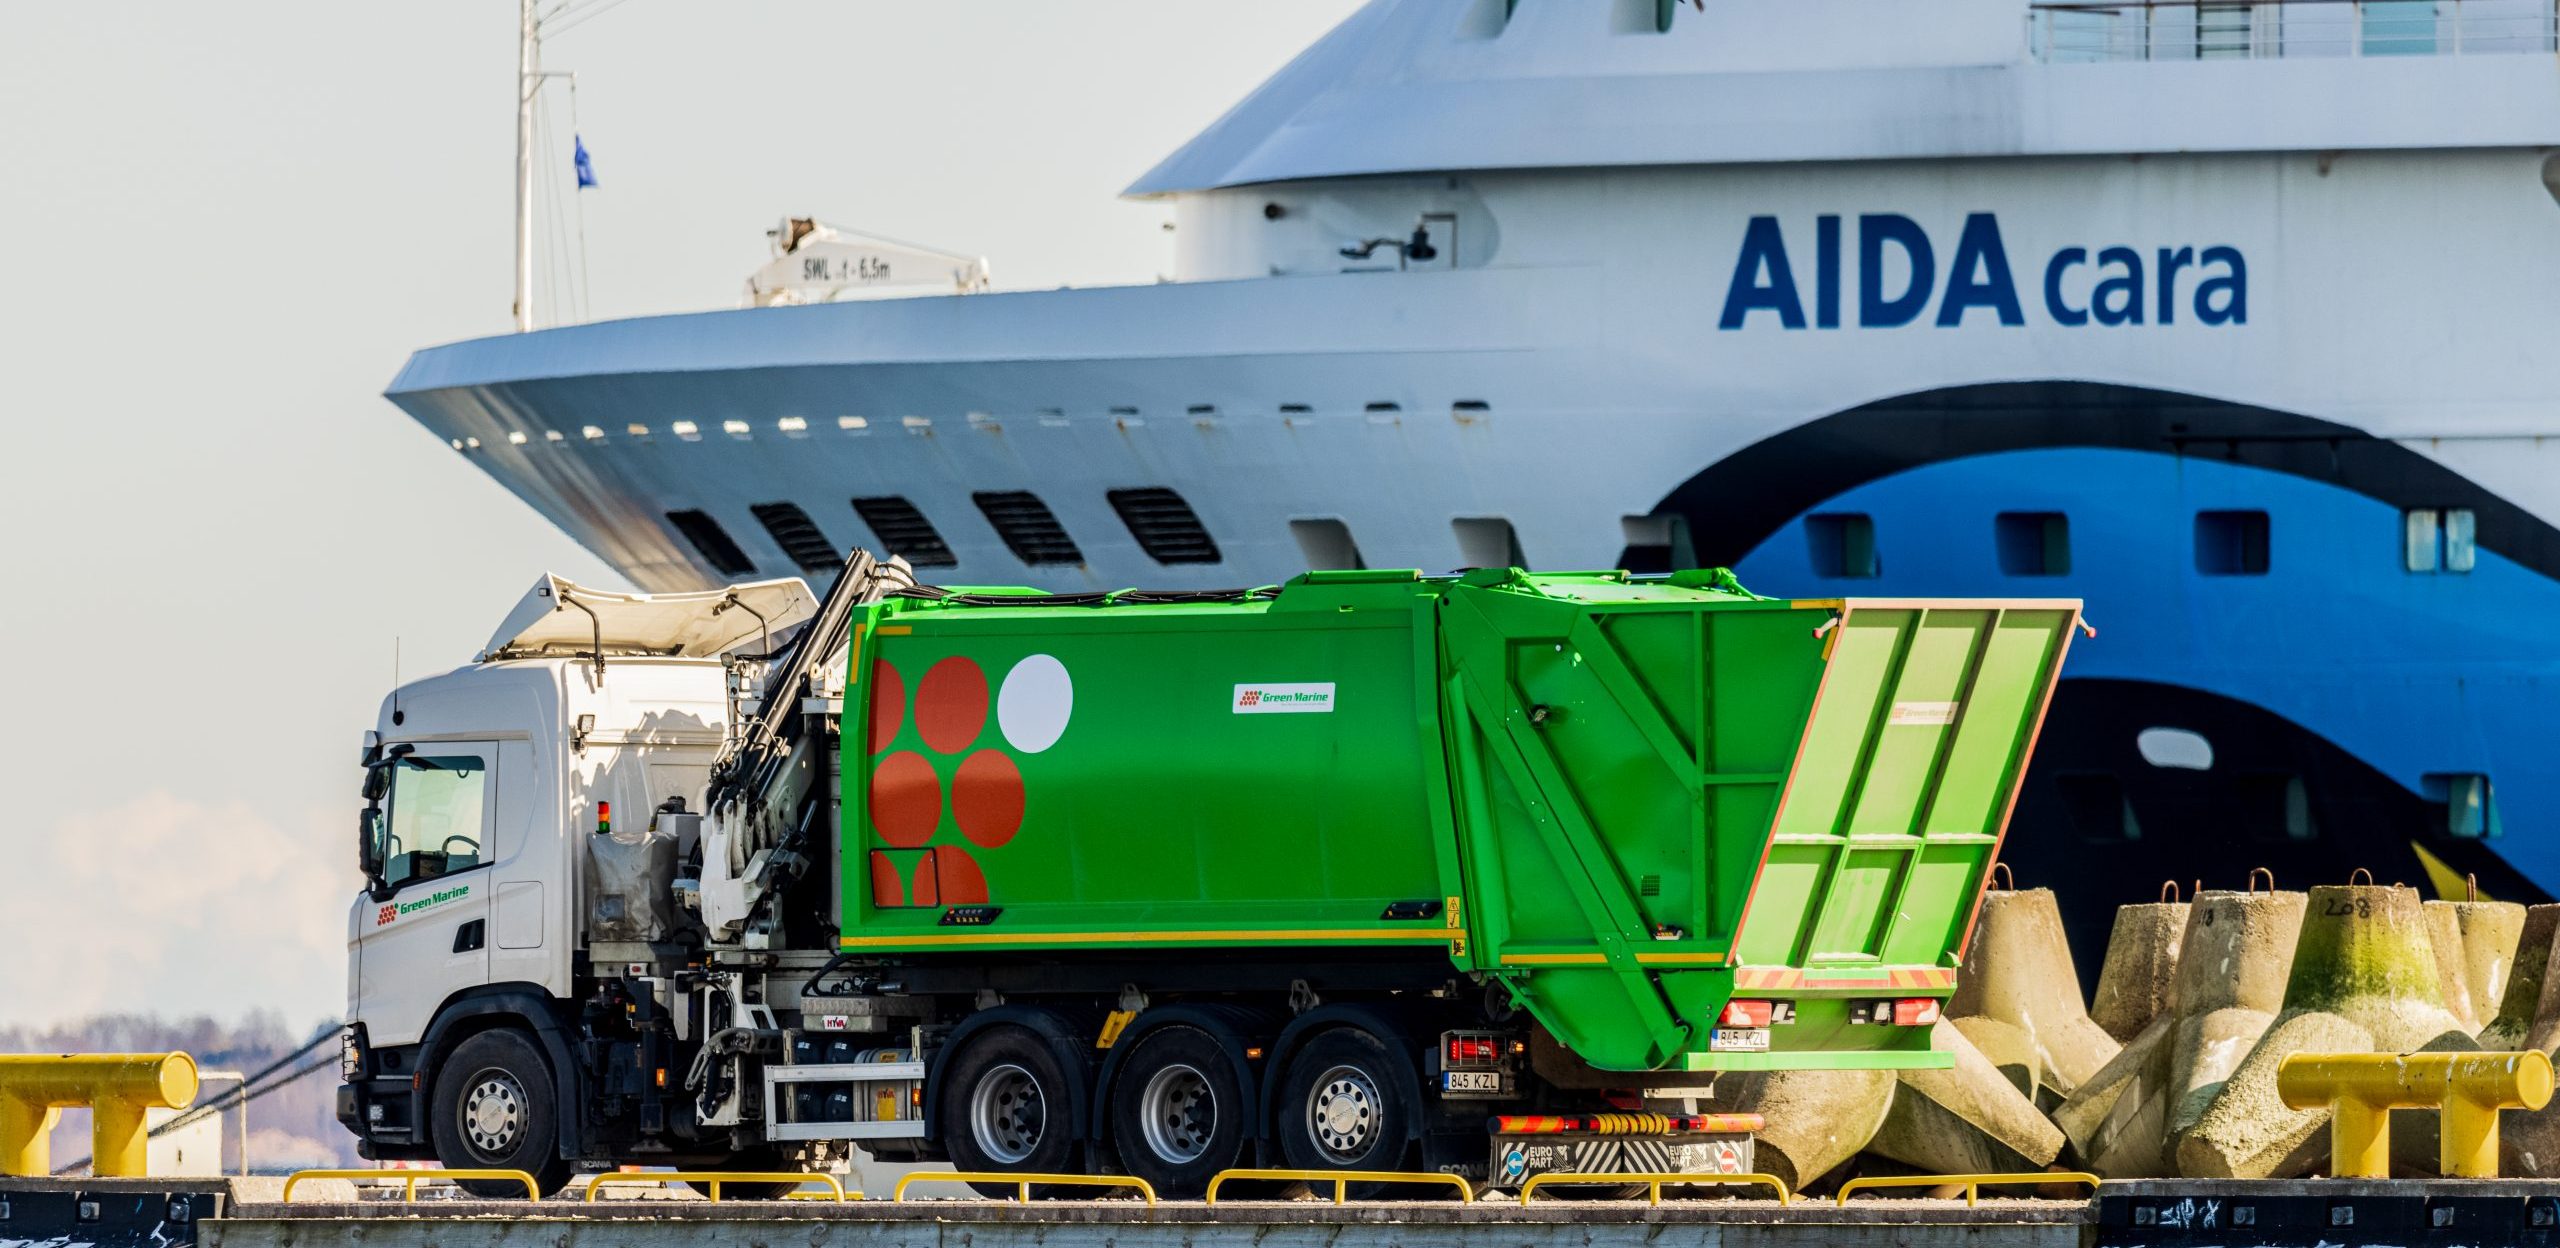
[
  {"x1": 0, "y1": 1053, "x2": 199, "y2": 1177},
  {"x1": 2275, "y1": 1050, "x2": 2553, "y2": 1178}
]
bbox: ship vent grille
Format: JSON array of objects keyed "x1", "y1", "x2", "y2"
[
  {"x1": 1106, "y1": 488, "x2": 1221, "y2": 565},
  {"x1": 749, "y1": 502, "x2": 844, "y2": 573},
  {"x1": 973, "y1": 491, "x2": 1084, "y2": 566},
  {"x1": 1639, "y1": 875, "x2": 1662, "y2": 898},
  {"x1": 852, "y1": 496, "x2": 957, "y2": 568},
  {"x1": 666, "y1": 509, "x2": 756, "y2": 577}
]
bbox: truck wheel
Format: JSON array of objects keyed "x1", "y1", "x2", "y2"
[
  {"x1": 1274, "y1": 1027, "x2": 1415, "y2": 1188},
  {"x1": 428, "y1": 1029, "x2": 572, "y2": 1198},
  {"x1": 938, "y1": 1025, "x2": 1079, "y2": 1195},
  {"x1": 1106, "y1": 1026, "x2": 1248, "y2": 1199}
]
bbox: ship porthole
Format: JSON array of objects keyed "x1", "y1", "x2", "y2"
[{"x1": 2136, "y1": 727, "x2": 2214, "y2": 771}]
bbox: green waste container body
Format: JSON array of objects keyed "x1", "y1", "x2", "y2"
[{"x1": 839, "y1": 567, "x2": 2080, "y2": 1073}]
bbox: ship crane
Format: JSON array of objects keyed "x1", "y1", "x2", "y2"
[{"x1": 743, "y1": 218, "x2": 992, "y2": 307}]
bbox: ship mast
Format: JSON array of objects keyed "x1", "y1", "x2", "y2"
[{"x1": 514, "y1": 0, "x2": 538, "y2": 332}]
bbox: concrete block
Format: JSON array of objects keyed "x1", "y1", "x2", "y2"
[
  {"x1": 2091, "y1": 899, "x2": 2187, "y2": 1043},
  {"x1": 1704, "y1": 1066, "x2": 1895, "y2": 1193},
  {"x1": 1867, "y1": 1022, "x2": 2065, "y2": 1177},
  {"x1": 1948, "y1": 888, "x2": 2120, "y2": 1098}
]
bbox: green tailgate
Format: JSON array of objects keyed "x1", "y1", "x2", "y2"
[{"x1": 1439, "y1": 577, "x2": 2078, "y2": 1072}]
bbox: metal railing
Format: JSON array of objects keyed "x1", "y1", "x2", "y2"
[
  {"x1": 1518, "y1": 1172, "x2": 1792, "y2": 1206},
  {"x1": 282, "y1": 1169, "x2": 539, "y2": 1201},
  {"x1": 584, "y1": 1171, "x2": 853, "y2": 1202},
  {"x1": 1836, "y1": 1171, "x2": 2101, "y2": 1206},
  {"x1": 1204, "y1": 1169, "x2": 1475, "y2": 1204},
  {"x1": 892, "y1": 1171, "x2": 1158, "y2": 1205},
  {"x1": 2030, "y1": 0, "x2": 2560, "y2": 61}
]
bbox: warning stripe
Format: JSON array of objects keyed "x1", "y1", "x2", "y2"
[{"x1": 1730, "y1": 967, "x2": 1954, "y2": 991}]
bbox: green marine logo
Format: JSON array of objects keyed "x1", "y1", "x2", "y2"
[
  {"x1": 375, "y1": 883, "x2": 470, "y2": 927},
  {"x1": 1233, "y1": 682, "x2": 1335, "y2": 714}
]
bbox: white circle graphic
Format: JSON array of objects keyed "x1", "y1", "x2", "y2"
[{"x1": 998, "y1": 653, "x2": 1073, "y2": 753}]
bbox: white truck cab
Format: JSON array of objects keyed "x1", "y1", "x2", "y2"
[{"x1": 338, "y1": 575, "x2": 816, "y2": 1187}]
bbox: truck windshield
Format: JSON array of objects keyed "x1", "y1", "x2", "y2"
[{"x1": 382, "y1": 755, "x2": 488, "y2": 890}]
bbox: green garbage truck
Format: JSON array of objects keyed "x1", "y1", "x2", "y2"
[{"x1": 337, "y1": 553, "x2": 2080, "y2": 1197}]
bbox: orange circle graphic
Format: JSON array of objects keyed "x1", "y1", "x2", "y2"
[
  {"x1": 867, "y1": 660, "x2": 906, "y2": 753},
  {"x1": 868, "y1": 852, "x2": 907, "y2": 906},
  {"x1": 925, "y1": 847, "x2": 989, "y2": 906},
  {"x1": 868, "y1": 751, "x2": 941, "y2": 848},
  {"x1": 953, "y1": 749, "x2": 1026, "y2": 848},
  {"x1": 915, "y1": 656, "x2": 989, "y2": 753}
]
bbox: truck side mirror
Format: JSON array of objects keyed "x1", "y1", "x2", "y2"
[{"x1": 359, "y1": 806, "x2": 387, "y2": 890}]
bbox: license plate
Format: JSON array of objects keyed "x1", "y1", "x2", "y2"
[
  {"x1": 1709, "y1": 1028, "x2": 1770, "y2": 1053},
  {"x1": 1443, "y1": 1070, "x2": 1502, "y2": 1092}
]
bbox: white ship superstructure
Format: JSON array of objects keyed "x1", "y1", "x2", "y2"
[{"x1": 391, "y1": 0, "x2": 2560, "y2": 962}]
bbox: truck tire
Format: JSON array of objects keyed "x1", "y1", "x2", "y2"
[
  {"x1": 1273, "y1": 1027, "x2": 1416, "y2": 1190},
  {"x1": 1106, "y1": 1025, "x2": 1249, "y2": 1199},
  {"x1": 428, "y1": 1029, "x2": 573, "y2": 1198},
  {"x1": 937, "y1": 1025, "x2": 1080, "y2": 1195}
]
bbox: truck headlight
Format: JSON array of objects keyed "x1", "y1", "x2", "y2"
[{"x1": 341, "y1": 1025, "x2": 365, "y2": 1080}]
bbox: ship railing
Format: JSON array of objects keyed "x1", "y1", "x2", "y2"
[{"x1": 2030, "y1": 0, "x2": 2559, "y2": 62}]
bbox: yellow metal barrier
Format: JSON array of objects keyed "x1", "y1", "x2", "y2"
[
  {"x1": 893, "y1": 1171, "x2": 1157, "y2": 1205},
  {"x1": 0, "y1": 1053, "x2": 198, "y2": 1178},
  {"x1": 585, "y1": 1171, "x2": 850, "y2": 1202},
  {"x1": 2277, "y1": 1050, "x2": 2555, "y2": 1178},
  {"x1": 1204, "y1": 1168, "x2": 1474, "y2": 1204},
  {"x1": 1835, "y1": 1172, "x2": 2101, "y2": 1206},
  {"x1": 282, "y1": 1169, "x2": 539, "y2": 1201},
  {"x1": 1518, "y1": 1172, "x2": 1791, "y2": 1206}
]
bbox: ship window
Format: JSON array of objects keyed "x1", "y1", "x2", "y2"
[
  {"x1": 973, "y1": 491, "x2": 1084, "y2": 566},
  {"x1": 749, "y1": 502, "x2": 843, "y2": 574},
  {"x1": 2194, "y1": 510, "x2": 2270, "y2": 576},
  {"x1": 2194, "y1": 3, "x2": 2253, "y2": 58},
  {"x1": 2135, "y1": 727, "x2": 2214, "y2": 771},
  {"x1": 2363, "y1": 1, "x2": 2439, "y2": 55},
  {"x1": 2424, "y1": 773, "x2": 2498, "y2": 839},
  {"x1": 1611, "y1": 0, "x2": 1678, "y2": 34},
  {"x1": 2405, "y1": 508, "x2": 2475, "y2": 574},
  {"x1": 2057, "y1": 773, "x2": 2139, "y2": 843},
  {"x1": 1106, "y1": 488, "x2": 1221, "y2": 565},
  {"x1": 2234, "y1": 771, "x2": 2316, "y2": 841},
  {"x1": 1618, "y1": 513, "x2": 1696, "y2": 574},
  {"x1": 666, "y1": 510, "x2": 755, "y2": 577},
  {"x1": 1460, "y1": 0, "x2": 1510, "y2": 39},
  {"x1": 1806, "y1": 513, "x2": 1879, "y2": 579},
  {"x1": 1290, "y1": 518, "x2": 1365, "y2": 570},
  {"x1": 1453, "y1": 517, "x2": 1527, "y2": 570},
  {"x1": 1996, "y1": 512, "x2": 2071, "y2": 577},
  {"x1": 851, "y1": 496, "x2": 956, "y2": 568},
  {"x1": 2405, "y1": 508, "x2": 2441, "y2": 572}
]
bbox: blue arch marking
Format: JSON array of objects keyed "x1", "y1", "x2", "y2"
[{"x1": 1728, "y1": 446, "x2": 2560, "y2": 899}]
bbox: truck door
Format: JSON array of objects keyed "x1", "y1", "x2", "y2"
[{"x1": 355, "y1": 744, "x2": 500, "y2": 1047}]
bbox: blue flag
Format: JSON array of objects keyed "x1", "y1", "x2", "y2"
[{"x1": 573, "y1": 135, "x2": 597, "y2": 189}]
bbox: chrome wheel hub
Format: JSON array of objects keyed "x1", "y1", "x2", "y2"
[
  {"x1": 461, "y1": 1072, "x2": 525, "y2": 1155},
  {"x1": 1138, "y1": 1063, "x2": 1217, "y2": 1165},
  {"x1": 1307, "y1": 1065, "x2": 1380, "y2": 1161},
  {"x1": 968, "y1": 1063, "x2": 1047, "y2": 1164}
]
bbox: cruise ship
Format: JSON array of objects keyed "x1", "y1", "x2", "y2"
[{"x1": 387, "y1": 0, "x2": 2560, "y2": 971}]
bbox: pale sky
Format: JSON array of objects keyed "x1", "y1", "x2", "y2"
[{"x1": 0, "y1": 1, "x2": 1363, "y2": 1027}]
